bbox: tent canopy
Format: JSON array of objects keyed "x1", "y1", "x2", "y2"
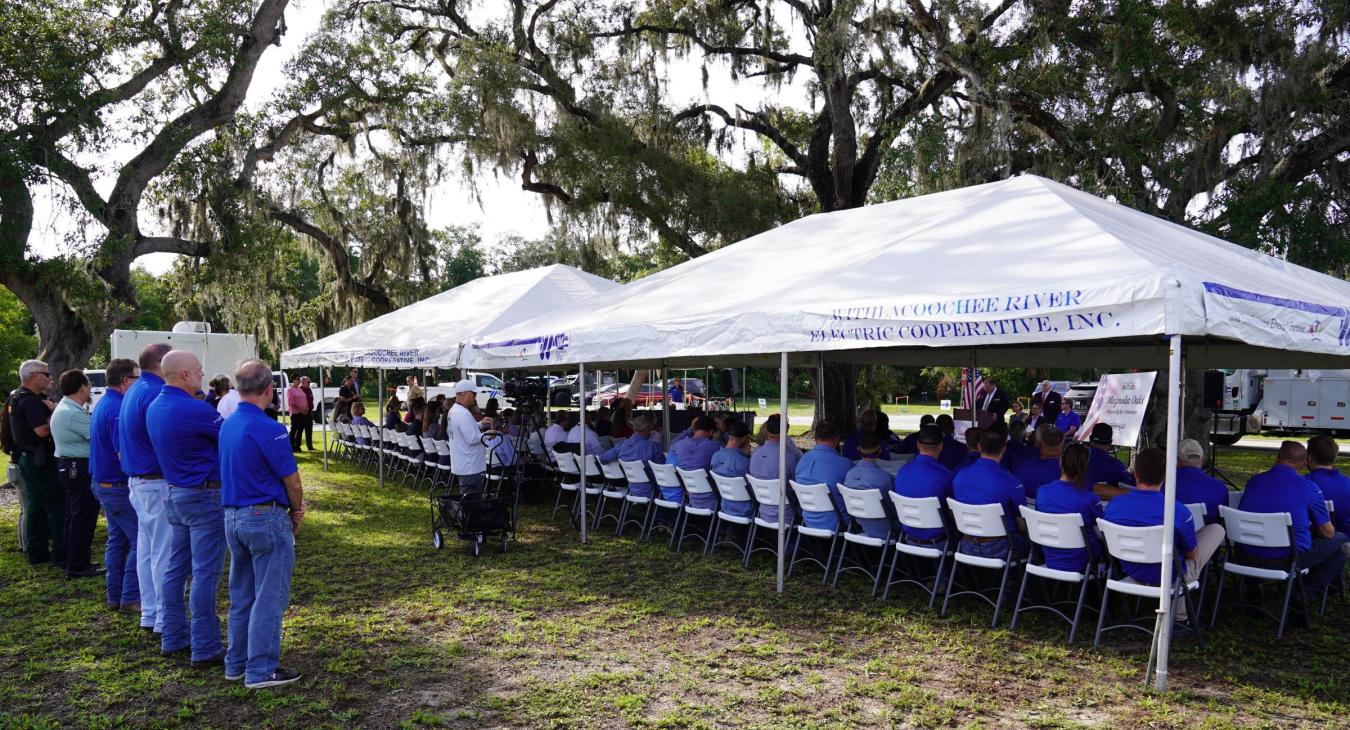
[
  {"x1": 280, "y1": 264, "x2": 620, "y2": 369},
  {"x1": 464, "y1": 175, "x2": 1349, "y2": 371}
]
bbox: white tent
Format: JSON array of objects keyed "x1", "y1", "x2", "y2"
[
  {"x1": 280, "y1": 264, "x2": 620, "y2": 369},
  {"x1": 463, "y1": 175, "x2": 1349, "y2": 690}
]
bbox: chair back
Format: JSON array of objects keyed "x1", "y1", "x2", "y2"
[
  {"x1": 711, "y1": 473, "x2": 752, "y2": 502},
  {"x1": 1218, "y1": 505, "x2": 1292, "y2": 550},
  {"x1": 746, "y1": 474, "x2": 785, "y2": 507},
  {"x1": 528, "y1": 430, "x2": 546, "y2": 456},
  {"x1": 889, "y1": 494, "x2": 944, "y2": 531},
  {"x1": 1184, "y1": 502, "x2": 1207, "y2": 528},
  {"x1": 1020, "y1": 506, "x2": 1086, "y2": 549},
  {"x1": 677, "y1": 468, "x2": 715, "y2": 495},
  {"x1": 554, "y1": 451, "x2": 580, "y2": 476},
  {"x1": 600, "y1": 459, "x2": 626, "y2": 481},
  {"x1": 435, "y1": 439, "x2": 451, "y2": 456},
  {"x1": 580, "y1": 454, "x2": 603, "y2": 477},
  {"x1": 945, "y1": 498, "x2": 1008, "y2": 538},
  {"x1": 421, "y1": 436, "x2": 438, "y2": 453},
  {"x1": 838, "y1": 484, "x2": 888, "y2": 520},
  {"x1": 790, "y1": 480, "x2": 834, "y2": 513},
  {"x1": 649, "y1": 462, "x2": 682, "y2": 489},
  {"x1": 619, "y1": 460, "x2": 650, "y2": 484},
  {"x1": 1097, "y1": 519, "x2": 1164, "y2": 564}
]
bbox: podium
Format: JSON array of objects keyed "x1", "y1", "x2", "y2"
[{"x1": 953, "y1": 408, "x2": 996, "y2": 429}]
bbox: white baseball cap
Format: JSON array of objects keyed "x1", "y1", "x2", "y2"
[{"x1": 453, "y1": 379, "x2": 475, "y2": 394}]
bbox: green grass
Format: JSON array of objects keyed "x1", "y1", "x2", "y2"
[{"x1": 1, "y1": 450, "x2": 1348, "y2": 728}]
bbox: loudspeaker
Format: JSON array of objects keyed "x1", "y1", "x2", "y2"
[
  {"x1": 721, "y1": 368, "x2": 741, "y2": 396},
  {"x1": 1202, "y1": 370, "x2": 1225, "y2": 408}
]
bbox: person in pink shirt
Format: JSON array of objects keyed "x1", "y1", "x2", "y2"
[{"x1": 285, "y1": 380, "x2": 310, "y2": 453}]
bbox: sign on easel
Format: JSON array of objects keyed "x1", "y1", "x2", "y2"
[{"x1": 1078, "y1": 372, "x2": 1158, "y2": 446}]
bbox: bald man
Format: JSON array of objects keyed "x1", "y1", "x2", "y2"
[{"x1": 146, "y1": 351, "x2": 227, "y2": 667}]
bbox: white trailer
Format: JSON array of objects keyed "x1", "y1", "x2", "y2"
[
  {"x1": 111, "y1": 322, "x2": 257, "y2": 382},
  {"x1": 1209, "y1": 368, "x2": 1350, "y2": 441}
]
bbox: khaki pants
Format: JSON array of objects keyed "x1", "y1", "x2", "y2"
[{"x1": 1184, "y1": 523, "x2": 1226, "y2": 584}]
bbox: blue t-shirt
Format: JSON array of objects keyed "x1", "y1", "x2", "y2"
[
  {"x1": 841, "y1": 431, "x2": 891, "y2": 461},
  {"x1": 220, "y1": 402, "x2": 298, "y2": 507},
  {"x1": 118, "y1": 371, "x2": 165, "y2": 477},
  {"x1": 1175, "y1": 465, "x2": 1229, "y2": 525},
  {"x1": 1308, "y1": 467, "x2": 1350, "y2": 536},
  {"x1": 1239, "y1": 465, "x2": 1330, "y2": 558},
  {"x1": 1055, "y1": 410, "x2": 1081, "y2": 435},
  {"x1": 1013, "y1": 456, "x2": 1061, "y2": 500},
  {"x1": 600, "y1": 435, "x2": 664, "y2": 497},
  {"x1": 146, "y1": 385, "x2": 222, "y2": 487},
  {"x1": 668, "y1": 386, "x2": 684, "y2": 404},
  {"x1": 1033, "y1": 479, "x2": 1103, "y2": 572},
  {"x1": 1104, "y1": 489, "x2": 1196, "y2": 585},
  {"x1": 1087, "y1": 447, "x2": 1134, "y2": 487},
  {"x1": 89, "y1": 389, "x2": 127, "y2": 485},
  {"x1": 1003, "y1": 440, "x2": 1037, "y2": 472},
  {"x1": 845, "y1": 460, "x2": 895, "y2": 538},
  {"x1": 937, "y1": 437, "x2": 965, "y2": 470},
  {"x1": 892, "y1": 454, "x2": 952, "y2": 542},
  {"x1": 952, "y1": 457, "x2": 1026, "y2": 535},
  {"x1": 710, "y1": 446, "x2": 750, "y2": 478},
  {"x1": 671, "y1": 435, "x2": 719, "y2": 472},
  {"x1": 795, "y1": 444, "x2": 854, "y2": 515}
]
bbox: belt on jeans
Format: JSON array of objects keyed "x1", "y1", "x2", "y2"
[
  {"x1": 58, "y1": 457, "x2": 88, "y2": 462},
  {"x1": 135, "y1": 473, "x2": 164, "y2": 480},
  {"x1": 963, "y1": 535, "x2": 1005, "y2": 544},
  {"x1": 172, "y1": 480, "x2": 222, "y2": 489},
  {"x1": 234, "y1": 500, "x2": 287, "y2": 510},
  {"x1": 97, "y1": 482, "x2": 128, "y2": 488}
]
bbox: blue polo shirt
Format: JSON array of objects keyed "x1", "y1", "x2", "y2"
[
  {"x1": 1239, "y1": 465, "x2": 1330, "y2": 558},
  {"x1": 952, "y1": 457, "x2": 1027, "y2": 535},
  {"x1": 672, "y1": 435, "x2": 720, "y2": 472},
  {"x1": 119, "y1": 371, "x2": 165, "y2": 477},
  {"x1": 795, "y1": 444, "x2": 854, "y2": 516},
  {"x1": 1104, "y1": 488, "x2": 1195, "y2": 585},
  {"x1": 1013, "y1": 456, "x2": 1061, "y2": 500},
  {"x1": 1055, "y1": 410, "x2": 1081, "y2": 435},
  {"x1": 1308, "y1": 467, "x2": 1350, "y2": 536},
  {"x1": 937, "y1": 437, "x2": 965, "y2": 470},
  {"x1": 1087, "y1": 447, "x2": 1134, "y2": 487},
  {"x1": 1034, "y1": 479, "x2": 1103, "y2": 572},
  {"x1": 1175, "y1": 465, "x2": 1229, "y2": 524},
  {"x1": 841, "y1": 431, "x2": 891, "y2": 461},
  {"x1": 220, "y1": 402, "x2": 298, "y2": 507},
  {"x1": 845, "y1": 460, "x2": 896, "y2": 538},
  {"x1": 146, "y1": 385, "x2": 222, "y2": 487},
  {"x1": 710, "y1": 446, "x2": 750, "y2": 478},
  {"x1": 893, "y1": 454, "x2": 953, "y2": 542},
  {"x1": 599, "y1": 435, "x2": 663, "y2": 498},
  {"x1": 89, "y1": 388, "x2": 127, "y2": 485}
]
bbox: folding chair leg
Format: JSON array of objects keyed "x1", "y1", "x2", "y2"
[
  {"x1": 881, "y1": 548, "x2": 902, "y2": 600},
  {"x1": 787, "y1": 532, "x2": 801, "y2": 577},
  {"x1": 703, "y1": 515, "x2": 719, "y2": 557},
  {"x1": 669, "y1": 510, "x2": 685, "y2": 550},
  {"x1": 991, "y1": 562, "x2": 1012, "y2": 628},
  {"x1": 743, "y1": 523, "x2": 757, "y2": 567},
  {"x1": 1010, "y1": 572, "x2": 1031, "y2": 631},
  {"x1": 1067, "y1": 577, "x2": 1090, "y2": 644},
  {"x1": 1093, "y1": 581, "x2": 1112, "y2": 648},
  {"x1": 616, "y1": 500, "x2": 630, "y2": 536},
  {"x1": 929, "y1": 553, "x2": 948, "y2": 609},
  {"x1": 831, "y1": 542, "x2": 847, "y2": 588},
  {"x1": 940, "y1": 560, "x2": 961, "y2": 618},
  {"x1": 1210, "y1": 569, "x2": 1227, "y2": 628},
  {"x1": 1276, "y1": 575, "x2": 1295, "y2": 640},
  {"x1": 870, "y1": 544, "x2": 888, "y2": 597},
  {"x1": 824, "y1": 536, "x2": 839, "y2": 585}
]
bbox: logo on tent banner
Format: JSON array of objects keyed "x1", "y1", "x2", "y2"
[{"x1": 538, "y1": 333, "x2": 569, "y2": 361}]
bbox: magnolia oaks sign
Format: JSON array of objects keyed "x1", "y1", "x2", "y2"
[{"x1": 1078, "y1": 371, "x2": 1158, "y2": 447}]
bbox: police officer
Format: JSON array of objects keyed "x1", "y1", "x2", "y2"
[
  {"x1": 9, "y1": 359, "x2": 64, "y2": 566},
  {"x1": 50, "y1": 369, "x2": 103, "y2": 578},
  {"x1": 219, "y1": 360, "x2": 305, "y2": 689},
  {"x1": 90, "y1": 358, "x2": 143, "y2": 613},
  {"x1": 449, "y1": 379, "x2": 492, "y2": 493},
  {"x1": 147, "y1": 350, "x2": 225, "y2": 667},
  {"x1": 119, "y1": 342, "x2": 173, "y2": 634}
]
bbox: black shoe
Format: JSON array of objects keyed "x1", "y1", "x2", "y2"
[
  {"x1": 140, "y1": 625, "x2": 156, "y2": 634},
  {"x1": 66, "y1": 567, "x2": 107, "y2": 579},
  {"x1": 245, "y1": 668, "x2": 303, "y2": 689},
  {"x1": 161, "y1": 646, "x2": 189, "y2": 658},
  {"x1": 191, "y1": 650, "x2": 226, "y2": 669}
]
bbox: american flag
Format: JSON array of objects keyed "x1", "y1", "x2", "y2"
[{"x1": 960, "y1": 368, "x2": 983, "y2": 411}]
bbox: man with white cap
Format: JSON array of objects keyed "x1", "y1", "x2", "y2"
[
  {"x1": 1174, "y1": 439, "x2": 1229, "y2": 525},
  {"x1": 449, "y1": 379, "x2": 492, "y2": 493}
]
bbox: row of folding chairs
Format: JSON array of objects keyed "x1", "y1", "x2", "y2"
[{"x1": 329, "y1": 423, "x2": 522, "y2": 490}]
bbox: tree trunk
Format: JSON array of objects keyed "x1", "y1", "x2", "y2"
[
  {"x1": 819, "y1": 362, "x2": 858, "y2": 438},
  {"x1": 1140, "y1": 367, "x2": 1213, "y2": 457}
]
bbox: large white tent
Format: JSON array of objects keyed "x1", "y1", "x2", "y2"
[{"x1": 463, "y1": 174, "x2": 1349, "y2": 690}]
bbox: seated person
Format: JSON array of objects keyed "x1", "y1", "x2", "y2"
[
  {"x1": 895, "y1": 414, "x2": 936, "y2": 455},
  {"x1": 892, "y1": 424, "x2": 954, "y2": 546},
  {"x1": 610, "y1": 403, "x2": 634, "y2": 439},
  {"x1": 594, "y1": 406, "x2": 613, "y2": 437},
  {"x1": 672, "y1": 416, "x2": 721, "y2": 509},
  {"x1": 844, "y1": 433, "x2": 895, "y2": 538},
  {"x1": 793, "y1": 420, "x2": 853, "y2": 531},
  {"x1": 711, "y1": 422, "x2": 755, "y2": 517},
  {"x1": 935, "y1": 415, "x2": 966, "y2": 470},
  {"x1": 599, "y1": 415, "x2": 664, "y2": 498},
  {"x1": 1086, "y1": 423, "x2": 1134, "y2": 498},
  {"x1": 544, "y1": 412, "x2": 573, "y2": 453},
  {"x1": 486, "y1": 429, "x2": 518, "y2": 468},
  {"x1": 1174, "y1": 439, "x2": 1228, "y2": 524},
  {"x1": 350, "y1": 403, "x2": 375, "y2": 445},
  {"x1": 567, "y1": 411, "x2": 602, "y2": 454},
  {"x1": 874, "y1": 411, "x2": 905, "y2": 454},
  {"x1": 953, "y1": 427, "x2": 983, "y2": 473},
  {"x1": 1055, "y1": 399, "x2": 1081, "y2": 439},
  {"x1": 383, "y1": 396, "x2": 403, "y2": 432},
  {"x1": 1032, "y1": 443, "x2": 1103, "y2": 573},
  {"x1": 1003, "y1": 420, "x2": 1037, "y2": 471},
  {"x1": 1238, "y1": 442, "x2": 1348, "y2": 601},
  {"x1": 951, "y1": 429, "x2": 1028, "y2": 559},
  {"x1": 1306, "y1": 435, "x2": 1350, "y2": 537},
  {"x1": 1013, "y1": 424, "x2": 1064, "y2": 501},
  {"x1": 843, "y1": 410, "x2": 888, "y2": 460},
  {"x1": 749, "y1": 414, "x2": 801, "y2": 526}
]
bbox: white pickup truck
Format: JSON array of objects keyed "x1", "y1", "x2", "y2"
[{"x1": 396, "y1": 372, "x2": 509, "y2": 411}]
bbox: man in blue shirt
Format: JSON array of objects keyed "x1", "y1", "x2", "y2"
[
  {"x1": 220, "y1": 361, "x2": 305, "y2": 689},
  {"x1": 1055, "y1": 398, "x2": 1081, "y2": 439},
  {"x1": 711, "y1": 422, "x2": 754, "y2": 518},
  {"x1": 844, "y1": 433, "x2": 895, "y2": 538},
  {"x1": 147, "y1": 351, "x2": 226, "y2": 667},
  {"x1": 672, "y1": 416, "x2": 720, "y2": 472},
  {"x1": 953, "y1": 427, "x2": 983, "y2": 474},
  {"x1": 952, "y1": 430, "x2": 1028, "y2": 559},
  {"x1": 599, "y1": 415, "x2": 664, "y2": 498},
  {"x1": 1306, "y1": 435, "x2": 1350, "y2": 537},
  {"x1": 1175, "y1": 439, "x2": 1229, "y2": 525},
  {"x1": 793, "y1": 421, "x2": 852, "y2": 531},
  {"x1": 749, "y1": 414, "x2": 801, "y2": 526},
  {"x1": 1014, "y1": 425, "x2": 1064, "y2": 500},
  {"x1": 1238, "y1": 442, "x2": 1347, "y2": 598},
  {"x1": 667, "y1": 378, "x2": 684, "y2": 405},
  {"x1": 1085, "y1": 423, "x2": 1133, "y2": 499},
  {"x1": 894, "y1": 414, "x2": 936, "y2": 455},
  {"x1": 934, "y1": 415, "x2": 965, "y2": 470},
  {"x1": 1003, "y1": 420, "x2": 1036, "y2": 472},
  {"x1": 1033, "y1": 443, "x2": 1103, "y2": 573},
  {"x1": 893, "y1": 425, "x2": 953, "y2": 545},
  {"x1": 118, "y1": 342, "x2": 173, "y2": 634},
  {"x1": 89, "y1": 358, "x2": 141, "y2": 613}
]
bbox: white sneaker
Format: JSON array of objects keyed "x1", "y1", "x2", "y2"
[{"x1": 245, "y1": 668, "x2": 302, "y2": 689}]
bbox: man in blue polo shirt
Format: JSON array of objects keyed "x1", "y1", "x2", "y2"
[
  {"x1": 710, "y1": 422, "x2": 754, "y2": 518},
  {"x1": 1175, "y1": 439, "x2": 1229, "y2": 525},
  {"x1": 672, "y1": 416, "x2": 720, "y2": 472},
  {"x1": 599, "y1": 415, "x2": 664, "y2": 498},
  {"x1": 893, "y1": 425, "x2": 953, "y2": 545},
  {"x1": 794, "y1": 421, "x2": 853, "y2": 529},
  {"x1": 934, "y1": 415, "x2": 965, "y2": 470},
  {"x1": 1013, "y1": 425, "x2": 1064, "y2": 500},
  {"x1": 844, "y1": 433, "x2": 895, "y2": 538},
  {"x1": 952, "y1": 429, "x2": 1027, "y2": 559},
  {"x1": 749, "y1": 414, "x2": 801, "y2": 526},
  {"x1": 1306, "y1": 436, "x2": 1350, "y2": 538},
  {"x1": 118, "y1": 342, "x2": 172, "y2": 634},
  {"x1": 1085, "y1": 423, "x2": 1133, "y2": 499},
  {"x1": 1055, "y1": 398, "x2": 1081, "y2": 439},
  {"x1": 89, "y1": 358, "x2": 141, "y2": 614},
  {"x1": 146, "y1": 350, "x2": 225, "y2": 667},
  {"x1": 1239, "y1": 442, "x2": 1347, "y2": 599},
  {"x1": 894, "y1": 414, "x2": 936, "y2": 455},
  {"x1": 220, "y1": 361, "x2": 305, "y2": 689}
]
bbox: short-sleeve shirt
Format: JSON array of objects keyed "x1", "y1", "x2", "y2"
[
  {"x1": 119, "y1": 372, "x2": 165, "y2": 477},
  {"x1": 220, "y1": 402, "x2": 297, "y2": 507},
  {"x1": 952, "y1": 457, "x2": 1026, "y2": 535},
  {"x1": 50, "y1": 397, "x2": 91, "y2": 458},
  {"x1": 845, "y1": 460, "x2": 896, "y2": 538},
  {"x1": 215, "y1": 389, "x2": 241, "y2": 420},
  {"x1": 1308, "y1": 467, "x2": 1350, "y2": 536},
  {"x1": 90, "y1": 389, "x2": 127, "y2": 484},
  {"x1": 1013, "y1": 456, "x2": 1062, "y2": 500},
  {"x1": 1033, "y1": 479, "x2": 1103, "y2": 572},
  {"x1": 8, "y1": 388, "x2": 54, "y2": 455},
  {"x1": 146, "y1": 385, "x2": 222, "y2": 486},
  {"x1": 672, "y1": 435, "x2": 720, "y2": 472},
  {"x1": 1104, "y1": 488, "x2": 1196, "y2": 584},
  {"x1": 1087, "y1": 447, "x2": 1134, "y2": 487},
  {"x1": 1055, "y1": 410, "x2": 1081, "y2": 435},
  {"x1": 710, "y1": 446, "x2": 750, "y2": 478},
  {"x1": 1239, "y1": 464, "x2": 1330, "y2": 557},
  {"x1": 749, "y1": 439, "x2": 801, "y2": 481},
  {"x1": 892, "y1": 454, "x2": 953, "y2": 542},
  {"x1": 1175, "y1": 465, "x2": 1229, "y2": 524},
  {"x1": 795, "y1": 444, "x2": 853, "y2": 508},
  {"x1": 937, "y1": 437, "x2": 965, "y2": 470}
]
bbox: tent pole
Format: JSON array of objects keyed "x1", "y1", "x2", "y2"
[
  {"x1": 1150, "y1": 334, "x2": 1183, "y2": 691},
  {"x1": 321, "y1": 366, "x2": 328, "y2": 471},
  {"x1": 579, "y1": 361, "x2": 588, "y2": 545},
  {"x1": 661, "y1": 361, "x2": 671, "y2": 449},
  {"x1": 378, "y1": 368, "x2": 385, "y2": 489},
  {"x1": 777, "y1": 351, "x2": 788, "y2": 594}
]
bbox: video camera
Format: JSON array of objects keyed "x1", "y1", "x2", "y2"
[{"x1": 503, "y1": 376, "x2": 549, "y2": 403}]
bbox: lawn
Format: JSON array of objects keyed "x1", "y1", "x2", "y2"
[{"x1": 1, "y1": 448, "x2": 1348, "y2": 729}]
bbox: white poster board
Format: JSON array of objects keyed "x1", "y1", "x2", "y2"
[{"x1": 1078, "y1": 372, "x2": 1158, "y2": 447}]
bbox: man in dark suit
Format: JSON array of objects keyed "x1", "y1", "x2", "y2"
[
  {"x1": 1030, "y1": 380, "x2": 1062, "y2": 415},
  {"x1": 975, "y1": 379, "x2": 1010, "y2": 424}
]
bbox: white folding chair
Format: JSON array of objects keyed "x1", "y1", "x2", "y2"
[
  {"x1": 883, "y1": 494, "x2": 952, "y2": 608},
  {"x1": 552, "y1": 451, "x2": 581, "y2": 521},
  {"x1": 592, "y1": 459, "x2": 629, "y2": 532},
  {"x1": 745, "y1": 475, "x2": 791, "y2": 568},
  {"x1": 575, "y1": 455, "x2": 604, "y2": 529},
  {"x1": 941, "y1": 499, "x2": 1022, "y2": 627},
  {"x1": 675, "y1": 468, "x2": 718, "y2": 553},
  {"x1": 833, "y1": 485, "x2": 896, "y2": 596},
  {"x1": 433, "y1": 440, "x2": 452, "y2": 485},
  {"x1": 1210, "y1": 506, "x2": 1307, "y2": 639},
  {"x1": 1012, "y1": 506, "x2": 1099, "y2": 643},
  {"x1": 647, "y1": 462, "x2": 685, "y2": 546},
  {"x1": 788, "y1": 481, "x2": 841, "y2": 582},
  {"x1": 616, "y1": 460, "x2": 656, "y2": 537},
  {"x1": 708, "y1": 473, "x2": 755, "y2": 563},
  {"x1": 1093, "y1": 519, "x2": 1203, "y2": 648}
]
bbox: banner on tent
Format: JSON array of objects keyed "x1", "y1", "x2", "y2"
[
  {"x1": 1078, "y1": 371, "x2": 1158, "y2": 447},
  {"x1": 1202, "y1": 282, "x2": 1350, "y2": 355}
]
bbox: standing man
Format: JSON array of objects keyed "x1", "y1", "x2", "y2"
[
  {"x1": 147, "y1": 351, "x2": 226, "y2": 667},
  {"x1": 286, "y1": 379, "x2": 308, "y2": 453},
  {"x1": 1031, "y1": 381, "x2": 1062, "y2": 416},
  {"x1": 50, "y1": 369, "x2": 102, "y2": 578},
  {"x1": 220, "y1": 360, "x2": 305, "y2": 689},
  {"x1": 406, "y1": 375, "x2": 424, "y2": 404},
  {"x1": 120, "y1": 342, "x2": 173, "y2": 634},
  {"x1": 90, "y1": 358, "x2": 142, "y2": 613},
  {"x1": 449, "y1": 379, "x2": 492, "y2": 494},
  {"x1": 975, "y1": 379, "x2": 1010, "y2": 424},
  {"x1": 667, "y1": 377, "x2": 685, "y2": 406},
  {"x1": 9, "y1": 360, "x2": 64, "y2": 567}
]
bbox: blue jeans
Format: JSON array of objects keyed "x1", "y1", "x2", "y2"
[
  {"x1": 162, "y1": 487, "x2": 226, "y2": 660},
  {"x1": 94, "y1": 484, "x2": 139, "y2": 607},
  {"x1": 959, "y1": 534, "x2": 1029, "y2": 561},
  {"x1": 129, "y1": 477, "x2": 171, "y2": 630},
  {"x1": 1300, "y1": 532, "x2": 1349, "y2": 595},
  {"x1": 225, "y1": 505, "x2": 296, "y2": 683}
]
